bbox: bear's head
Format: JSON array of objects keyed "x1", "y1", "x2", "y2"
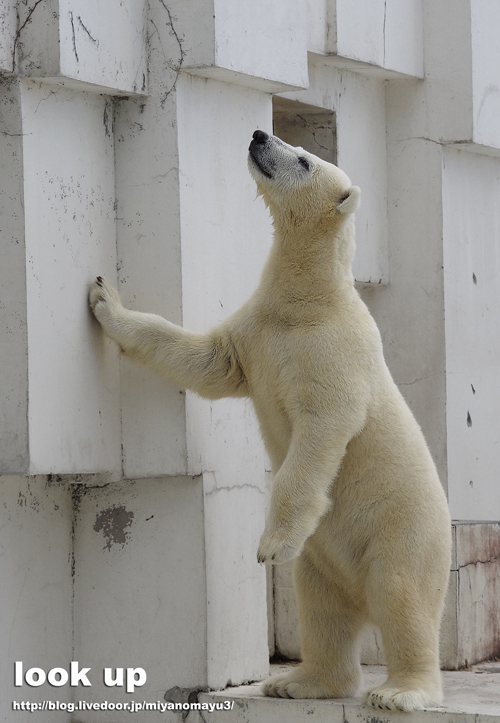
[{"x1": 248, "y1": 130, "x2": 360, "y2": 233}]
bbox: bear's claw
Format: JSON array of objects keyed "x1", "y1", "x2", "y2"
[
  {"x1": 89, "y1": 276, "x2": 122, "y2": 317},
  {"x1": 363, "y1": 685, "x2": 431, "y2": 712},
  {"x1": 257, "y1": 527, "x2": 304, "y2": 565}
]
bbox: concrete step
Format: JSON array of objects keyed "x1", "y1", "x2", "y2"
[{"x1": 198, "y1": 662, "x2": 500, "y2": 722}]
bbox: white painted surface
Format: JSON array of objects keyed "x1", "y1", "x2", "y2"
[
  {"x1": 307, "y1": 0, "x2": 328, "y2": 54},
  {"x1": 16, "y1": 0, "x2": 148, "y2": 95},
  {"x1": 373, "y1": 91, "x2": 448, "y2": 483},
  {"x1": 168, "y1": 0, "x2": 309, "y2": 91},
  {"x1": 203, "y1": 474, "x2": 269, "y2": 689},
  {"x1": 0, "y1": 0, "x2": 16, "y2": 72},
  {"x1": 471, "y1": 0, "x2": 500, "y2": 150},
  {"x1": 0, "y1": 476, "x2": 73, "y2": 723},
  {"x1": 334, "y1": 0, "x2": 387, "y2": 65},
  {"x1": 0, "y1": 79, "x2": 29, "y2": 473},
  {"x1": 383, "y1": 0, "x2": 424, "y2": 78},
  {"x1": 21, "y1": 80, "x2": 121, "y2": 475},
  {"x1": 443, "y1": 148, "x2": 500, "y2": 520},
  {"x1": 114, "y1": 0, "x2": 188, "y2": 479},
  {"x1": 73, "y1": 476, "x2": 207, "y2": 720},
  {"x1": 331, "y1": 0, "x2": 423, "y2": 78},
  {"x1": 58, "y1": 0, "x2": 148, "y2": 94},
  {"x1": 213, "y1": 0, "x2": 308, "y2": 90}
]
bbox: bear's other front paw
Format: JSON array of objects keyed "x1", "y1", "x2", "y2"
[{"x1": 257, "y1": 525, "x2": 305, "y2": 564}]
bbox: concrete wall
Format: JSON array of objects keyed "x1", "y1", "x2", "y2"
[
  {"x1": 1, "y1": 1, "x2": 500, "y2": 717},
  {"x1": 442, "y1": 148, "x2": 500, "y2": 520}
]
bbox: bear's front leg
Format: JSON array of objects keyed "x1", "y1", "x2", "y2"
[
  {"x1": 257, "y1": 420, "x2": 351, "y2": 564},
  {"x1": 89, "y1": 277, "x2": 246, "y2": 399}
]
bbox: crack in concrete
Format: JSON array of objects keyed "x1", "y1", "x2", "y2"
[
  {"x1": 156, "y1": 0, "x2": 186, "y2": 108},
  {"x1": 69, "y1": 11, "x2": 79, "y2": 63},
  {"x1": 398, "y1": 372, "x2": 440, "y2": 387},
  {"x1": 11, "y1": 0, "x2": 45, "y2": 72},
  {"x1": 204, "y1": 482, "x2": 265, "y2": 496},
  {"x1": 458, "y1": 555, "x2": 500, "y2": 569},
  {"x1": 77, "y1": 16, "x2": 98, "y2": 45}
]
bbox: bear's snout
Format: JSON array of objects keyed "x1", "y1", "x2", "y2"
[
  {"x1": 248, "y1": 130, "x2": 275, "y2": 179},
  {"x1": 252, "y1": 129, "x2": 269, "y2": 144}
]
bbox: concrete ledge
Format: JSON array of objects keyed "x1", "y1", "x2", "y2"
[{"x1": 198, "y1": 663, "x2": 500, "y2": 722}]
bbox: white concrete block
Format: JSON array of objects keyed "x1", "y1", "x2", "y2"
[
  {"x1": 381, "y1": 4, "x2": 472, "y2": 145},
  {"x1": 167, "y1": 0, "x2": 309, "y2": 91},
  {"x1": 273, "y1": 559, "x2": 300, "y2": 660},
  {"x1": 0, "y1": 0, "x2": 16, "y2": 72},
  {"x1": 442, "y1": 148, "x2": 500, "y2": 520},
  {"x1": 203, "y1": 476, "x2": 269, "y2": 689},
  {"x1": 175, "y1": 71, "x2": 272, "y2": 480},
  {"x1": 471, "y1": 0, "x2": 500, "y2": 150},
  {"x1": 385, "y1": 1, "x2": 500, "y2": 155},
  {"x1": 73, "y1": 476, "x2": 207, "y2": 721},
  {"x1": 422, "y1": 0, "x2": 473, "y2": 143},
  {"x1": 307, "y1": 0, "x2": 328, "y2": 55},
  {"x1": 333, "y1": 0, "x2": 387, "y2": 66},
  {"x1": 367, "y1": 99, "x2": 448, "y2": 483},
  {"x1": 0, "y1": 79, "x2": 29, "y2": 474},
  {"x1": 15, "y1": 0, "x2": 148, "y2": 95},
  {"x1": 110, "y1": 0, "x2": 197, "y2": 479},
  {"x1": 329, "y1": 0, "x2": 423, "y2": 78},
  {"x1": 336, "y1": 71, "x2": 388, "y2": 284},
  {"x1": 176, "y1": 75, "x2": 274, "y2": 335},
  {"x1": 0, "y1": 476, "x2": 73, "y2": 723},
  {"x1": 20, "y1": 80, "x2": 121, "y2": 475},
  {"x1": 383, "y1": 0, "x2": 424, "y2": 78},
  {"x1": 113, "y1": 101, "x2": 186, "y2": 479}
]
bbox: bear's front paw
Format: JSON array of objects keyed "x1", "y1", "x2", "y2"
[
  {"x1": 257, "y1": 525, "x2": 305, "y2": 564},
  {"x1": 89, "y1": 277, "x2": 123, "y2": 326}
]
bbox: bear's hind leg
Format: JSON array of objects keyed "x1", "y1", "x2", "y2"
[
  {"x1": 365, "y1": 573, "x2": 445, "y2": 711},
  {"x1": 262, "y1": 550, "x2": 366, "y2": 699}
]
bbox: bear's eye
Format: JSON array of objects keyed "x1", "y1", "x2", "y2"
[{"x1": 298, "y1": 156, "x2": 310, "y2": 171}]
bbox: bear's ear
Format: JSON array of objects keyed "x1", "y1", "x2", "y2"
[{"x1": 336, "y1": 186, "x2": 361, "y2": 215}]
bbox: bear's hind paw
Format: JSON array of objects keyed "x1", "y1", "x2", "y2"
[
  {"x1": 261, "y1": 669, "x2": 358, "y2": 700},
  {"x1": 364, "y1": 685, "x2": 438, "y2": 712}
]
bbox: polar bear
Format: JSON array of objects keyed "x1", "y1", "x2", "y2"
[{"x1": 89, "y1": 130, "x2": 451, "y2": 712}]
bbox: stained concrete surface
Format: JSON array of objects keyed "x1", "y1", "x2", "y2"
[{"x1": 199, "y1": 662, "x2": 500, "y2": 721}]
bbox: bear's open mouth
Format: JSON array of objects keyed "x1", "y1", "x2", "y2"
[{"x1": 248, "y1": 150, "x2": 274, "y2": 179}]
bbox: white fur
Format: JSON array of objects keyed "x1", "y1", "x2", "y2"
[{"x1": 89, "y1": 133, "x2": 451, "y2": 712}]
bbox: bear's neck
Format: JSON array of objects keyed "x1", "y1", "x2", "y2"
[{"x1": 258, "y1": 218, "x2": 356, "y2": 316}]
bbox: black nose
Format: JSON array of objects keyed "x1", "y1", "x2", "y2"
[{"x1": 252, "y1": 130, "x2": 269, "y2": 144}]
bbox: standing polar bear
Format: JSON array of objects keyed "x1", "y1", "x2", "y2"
[{"x1": 90, "y1": 130, "x2": 451, "y2": 712}]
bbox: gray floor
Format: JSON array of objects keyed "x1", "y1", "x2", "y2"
[{"x1": 199, "y1": 661, "x2": 500, "y2": 722}]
